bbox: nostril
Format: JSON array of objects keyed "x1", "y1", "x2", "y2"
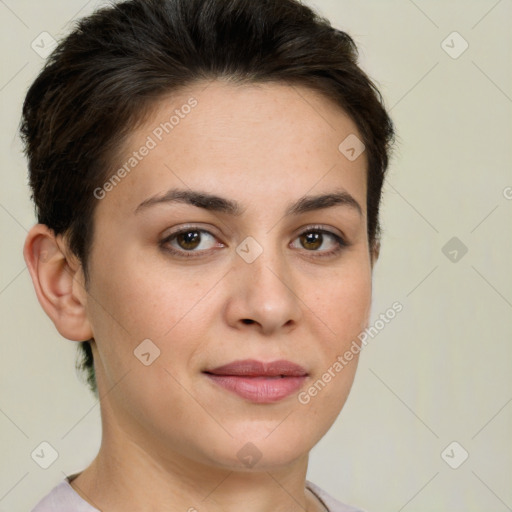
[{"x1": 242, "y1": 319, "x2": 255, "y2": 324}]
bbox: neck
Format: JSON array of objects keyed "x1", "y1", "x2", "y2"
[{"x1": 70, "y1": 408, "x2": 324, "y2": 512}]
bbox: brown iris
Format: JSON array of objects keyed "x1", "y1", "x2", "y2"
[
  {"x1": 176, "y1": 230, "x2": 201, "y2": 250},
  {"x1": 300, "y1": 232, "x2": 322, "y2": 250}
]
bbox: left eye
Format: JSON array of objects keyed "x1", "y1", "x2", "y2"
[{"x1": 290, "y1": 229, "x2": 345, "y2": 254}]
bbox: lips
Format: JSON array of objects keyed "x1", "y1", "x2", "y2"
[
  {"x1": 203, "y1": 359, "x2": 308, "y2": 403},
  {"x1": 204, "y1": 359, "x2": 308, "y2": 377}
]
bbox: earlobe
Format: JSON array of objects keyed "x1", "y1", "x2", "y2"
[{"x1": 23, "y1": 224, "x2": 93, "y2": 342}]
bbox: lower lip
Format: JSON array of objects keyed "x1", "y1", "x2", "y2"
[{"x1": 204, "y1": 374, "x2": 307, "y2": 403}]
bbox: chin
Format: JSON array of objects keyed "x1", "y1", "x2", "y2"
[{"x1": 198, "y1": 421, "x2": 317, "y2": 471}]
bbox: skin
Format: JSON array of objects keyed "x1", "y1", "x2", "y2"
[{"x1": 24, "y1": 80, "x2": 378, "y2": 512}]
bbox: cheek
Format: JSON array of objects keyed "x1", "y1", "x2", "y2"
[
  {"x1": 86, "y1": 251, "x2": 220, "y2": 384},
  {"x1": 84, "y1": 258, "x2": 167, "y2": 375},
  {"x1": 89, "y1": 254, "x2": 195, "y2": 339},
  {"x1": 311, "y1": 263, "x2": 373, "y2": 350},
  {"x1": 297, "y1": 271, "x2": 371, "y2": 434}
]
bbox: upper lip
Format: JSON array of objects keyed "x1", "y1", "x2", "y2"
[{"x1": 204, "y1": 359, "x2": 308, "y2": 377}]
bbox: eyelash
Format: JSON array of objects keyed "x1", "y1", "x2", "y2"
[{"x1": 159, "y1": 225, "x2": 348, "y2": 259}]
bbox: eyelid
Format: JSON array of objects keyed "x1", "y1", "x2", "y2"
[
  {"x1": 292, "y1": 223, "x2": 345, "y2": 241},
  {"x1": 162, "y1": 223, "x2": 222, "y2": 240}
]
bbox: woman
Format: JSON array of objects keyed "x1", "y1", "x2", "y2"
[{"x1": 21, "y1": 0, "x2": 395, "y2": 510}]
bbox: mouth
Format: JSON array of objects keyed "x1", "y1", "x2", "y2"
[{"x1": 203, "y1": 359, "x2": 308, "y2": 403}]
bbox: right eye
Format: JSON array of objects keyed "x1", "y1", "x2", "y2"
[{"x1": 160, "y1": 227, "x2": 224, "y2": 258}]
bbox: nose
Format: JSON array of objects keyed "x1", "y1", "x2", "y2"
[{"x1": 224, "y1": 239, "x2": 303, "y2": 336}]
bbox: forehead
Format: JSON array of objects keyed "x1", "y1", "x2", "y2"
[{"x1": 95, "y1": 80, "x2": 367, "y2": 219}]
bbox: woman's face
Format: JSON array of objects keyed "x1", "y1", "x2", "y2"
[{"x1": 85, "y1": 80, "x2": 375, "y2": 470}]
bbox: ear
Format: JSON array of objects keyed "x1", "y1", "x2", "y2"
[{"x1": 23, "y1": 224, "x2": 93, "y2": 341}]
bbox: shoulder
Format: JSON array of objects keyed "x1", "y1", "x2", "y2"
[
  {"x1": 306, "y1": 480, "x2": 367, "y2": 512},
  {"x1": 31, "y1": 477, "x2": 99, "y2": 512}
]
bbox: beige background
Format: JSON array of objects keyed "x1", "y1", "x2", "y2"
[{"x1": 1, "y1": 1, "x2": 511, "y2": 510}]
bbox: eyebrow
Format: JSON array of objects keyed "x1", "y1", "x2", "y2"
[{"x1": 134, "y1": 187, "x2": 362, "y2": 217}]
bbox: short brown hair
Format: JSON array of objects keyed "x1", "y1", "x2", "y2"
[{"x1": 19, "y1": 0, "x2": 395, "y2": 395}]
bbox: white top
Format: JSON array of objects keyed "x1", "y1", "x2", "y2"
[{"x1": 31, "y1": 475, "x2": 365, "y2": 512}]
